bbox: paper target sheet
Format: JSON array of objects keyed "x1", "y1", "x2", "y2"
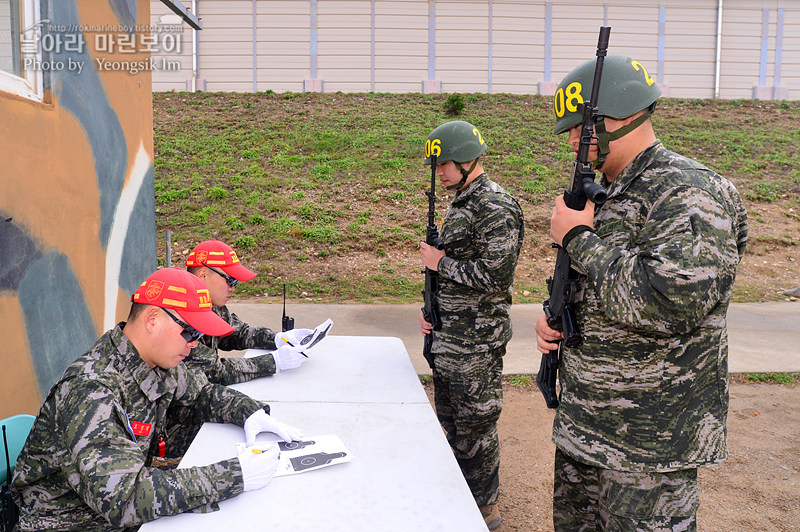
[
  {"x1": 244, "y1": 318, "x2": 334, "y2": 359},
  {"x1": 236, "y1": 434, "x2": 352, "y2": 477}
]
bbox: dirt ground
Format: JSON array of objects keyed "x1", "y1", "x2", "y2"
[{"x1": 422, "y1": 379, "x2": 800, "y2": 531}]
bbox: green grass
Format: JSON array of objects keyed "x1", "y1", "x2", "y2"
[
  {"x1": 506, "y1": 374, "x2": 534, "y2": 387},
  {"x1": 741, "y1": 373, "x2": 799, "y2": 385},
  {"x1": 153, "y1": 92, "x2": 800, "y2": 303}
]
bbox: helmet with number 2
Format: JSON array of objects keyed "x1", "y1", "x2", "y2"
[
  {"x1": 424, "y1": 120, "x2": 487, "y2": 165},
  {"x1": 553, "y1": 55, "x2": 662, "y2": 135}
]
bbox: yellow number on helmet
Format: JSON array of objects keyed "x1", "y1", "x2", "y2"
[
  {"x1": 425, "y1": 138, "x2": 442, "y2": 158},
  {"x1": 565, "y1": 82, "x2": 583, "y2": 113},
  {"x1": 631, "y1": 61, "x2": 655, "y2": 86},
  {"x1": 472, "y1": 128, "x2": 484, "y2": 145},
  {"x1": 553, "y1": 88, "x2": 565, "y2": 118}
]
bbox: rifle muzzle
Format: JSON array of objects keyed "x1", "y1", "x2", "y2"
[{"x1": 582, "y1": 178, "x2": 607, "y2": 205}]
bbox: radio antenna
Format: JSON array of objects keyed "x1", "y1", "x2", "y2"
[{"x1": 281, "y1": 284, "x2": 294, "y2": 332}]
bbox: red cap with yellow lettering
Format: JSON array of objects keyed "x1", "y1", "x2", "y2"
[
  {"x1": 131, "y1": 268, "x2": 234, "y2": 336},
  {"x1": 185, "y1": 240, "x2": 257, "y2": 282}
]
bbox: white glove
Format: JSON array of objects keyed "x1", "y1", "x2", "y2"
[
  {"x1": 244, "y1": 408, "x2": 303, "y2": 445},
  {"x1": 273, "y1": 343, "x2": 308, "y2": 371},
  {"x1": 237, "y1": 443, "x2": 280, "y2": 492},
  {"x1": 275, "y1": 328, "x2": 314, "y2": 348}
]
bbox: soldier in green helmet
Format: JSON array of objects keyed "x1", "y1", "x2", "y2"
[
  {"x1": 418, "y1": 120, "x2": 524, "y2": 530},
  {"x1": 536, "y1": 55, "x2": 748, "y2": 530}
]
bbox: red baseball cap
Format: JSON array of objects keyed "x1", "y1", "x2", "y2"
[
  {"x1": 185, "y1": 240, "x2": 257, "y2": 282},
  {"x1": 131, "y1": 268, "x2": 234, "y2": 337}
]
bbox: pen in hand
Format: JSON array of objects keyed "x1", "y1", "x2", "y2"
[{"x1": 282, "y1": 336, "x2": 308, "y2": 358}]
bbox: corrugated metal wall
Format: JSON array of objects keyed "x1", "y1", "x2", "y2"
[
  {"x1": 150, "y1": 0, "x2": 799, "y2": 99},
  {"x1": 0, "y1": 4, "x2": 13, "y2": 73}
]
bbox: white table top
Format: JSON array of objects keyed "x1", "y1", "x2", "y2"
[
  {"x1": 140, "y1": 336, "x2": 487, "y2": 531},
  {"x1": 230, "y1": 335, "x2": 430, "y2": 404}
]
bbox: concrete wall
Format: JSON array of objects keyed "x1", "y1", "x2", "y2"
[
  {"x1": 150, "y1": 0, "x2": 799, "y2": 99},
  {"x1": 0, "y1": 0, "x2": 157, "y2": 417}
]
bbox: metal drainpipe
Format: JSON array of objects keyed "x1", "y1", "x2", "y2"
[
  {"x1": 714, "y1": 0, "x2": 723, "y2": 99},
  {"x1": 192, "y1": 0, "x2": 199, "y2": 91}
]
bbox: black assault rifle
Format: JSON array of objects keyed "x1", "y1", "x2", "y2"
[
  {"x1": 421, "y1": 152, "x2": 445, "y2": 369},
  {"x1": 537, "y1": 26, "x2": 611, "y2": 408}
]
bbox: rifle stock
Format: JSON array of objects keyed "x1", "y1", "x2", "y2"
[
  {"x1": 421, "y1": 152, "x2": 444, "y2": 369},
  {"x1": 538, "y1": 26, "x2": 611, "y2": 408}
]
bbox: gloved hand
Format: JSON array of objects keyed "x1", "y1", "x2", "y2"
[
  {"x1": 244, "y1": 408, "x2": 303, "y2": 445},
  {"x1": 237, "y1": 443, "x2": 280, "y2": 492},
  {"x1": 275, "y1": 328, "x2": 314, "y2": 348},
  {"x1": 273, "y1": 343, "x2": 308, "y2": 371}
]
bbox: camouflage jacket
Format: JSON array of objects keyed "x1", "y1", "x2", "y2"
[
  {"x1": 12, "y1": 323, "x2": 266, "y2": 531},
  {"x1": 553, "y1": 141, "x2": 748, "y2": 472},
  {"x1": 184, "y1": 305, "x2": 277, "y2": 385},
  {"x1": 433, "y1": 173, "x2": 524, "y2": 355}
]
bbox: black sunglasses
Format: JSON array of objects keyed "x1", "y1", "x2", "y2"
[
  {"x1": 201, "y1": 262, "x2": 238, "y2": 287},
  {"x1": 163, "y1": 309, "x2": 204, "y2": 343}
]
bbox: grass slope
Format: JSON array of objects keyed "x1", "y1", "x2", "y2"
[{"x1": 153, "y1": 92, "x2": 800, "y2": 303}]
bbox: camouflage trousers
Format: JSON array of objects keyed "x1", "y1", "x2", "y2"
[
  {"x1": 432, "y1": 346, "x2": 504, "y2": 506},
  {"x1": 553, "y1": 448, "x2": 699, "y2": 531}
]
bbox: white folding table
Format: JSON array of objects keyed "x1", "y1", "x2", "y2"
[{"x1": 139, "y1": 336, "x2": 487, "y2": 531}]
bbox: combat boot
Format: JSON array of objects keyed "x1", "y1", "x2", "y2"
[{"x1": 479, "y1": 503, "x2": 501, "y2": 530}]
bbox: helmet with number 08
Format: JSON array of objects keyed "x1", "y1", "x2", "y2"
[
  {"x1": 553, "y1": 54, "x2": 662, "y2": 135},
  {"x1": 424, "y1": 120, "x2": 487, "y2": 166}
]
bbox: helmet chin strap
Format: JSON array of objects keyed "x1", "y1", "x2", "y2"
[
  {"x1": 446, "y1": 158, "x2": 480, "y2": 191},
  {"x1": 593, "y1": 102, "x2": 656, "y2": 168}
]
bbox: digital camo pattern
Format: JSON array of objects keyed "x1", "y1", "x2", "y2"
[
  {"x1": 553, "y1": 449, "x2": 698, "y2": 530},
  {"x1": 184, "y1": 304, "x2": 277, "y2": 385},
  {"x1": 554, "y1": 141, "x2": 748, "y2": 472},
  {"x1": 167, "y1": 306, "x2": 277, "y2": 455},
  {"x1": 12, "y1": 324, "x2": 266, "y2": 531},
  {"x1": 433, "y1": 346, "x2": 504, "y2": 506},
  {"x1": 433, "y1": 173, "x2": 524, "y2": 355}
]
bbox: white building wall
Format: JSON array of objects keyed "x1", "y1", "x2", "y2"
[
  {"x1": 150, "y1": 0, "x2": 193, "y2": 91},
  {"x1": 150, "y1": 0, "x2": 800, "y2": 100},
  {"x1": 373, "y1": 0, "x2": 427, "y2": 93},
  {"x1": 0, "y1": 4, "x2": 13, "y2": 74},
  {"x1": 256, "y1": 1, "x2": 310, "y2": 93},
  {"x1": 491, "y1": 2, "x2": 544, "y2": 94}
]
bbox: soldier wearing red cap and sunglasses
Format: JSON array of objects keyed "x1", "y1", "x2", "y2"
[
  {"x1": 184, "y1": 239, "x2": 312, "y2": 386},
  {"x1": 12, "y1": 268, "x2": 303, "y2": 531},
  {"x1": 155, "y1": 240, "x2": 312, "y2": 456}
]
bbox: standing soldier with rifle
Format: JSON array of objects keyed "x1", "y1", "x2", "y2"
[
  {"x1": 535, "y1": 31, "x2": 748, "y2": 530},
  {"x1": 418, "y1": 120, "x2": 523, "y2": 530}
]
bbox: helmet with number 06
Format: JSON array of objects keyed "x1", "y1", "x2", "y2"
[
  {"x1": 553, "y1": 54, "x2": 662, "y2": 135},
  {"x1": 424, "y1": 120, "x2": 487, "y2": 165}
]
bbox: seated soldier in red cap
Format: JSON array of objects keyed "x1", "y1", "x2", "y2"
[
  {"x1": 12, "y1": 268, "x2": 302, "y2": 531},
  {"x1": 184, "y1": 239, "x2": 312, "y2": 385},
  {"x1": 159, "y1": 240, "x2": 311, "y2": 456}
]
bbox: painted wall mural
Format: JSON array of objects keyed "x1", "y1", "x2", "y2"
[{"x1": 0, "y1": 0, "x2": 157, "y2": 416}]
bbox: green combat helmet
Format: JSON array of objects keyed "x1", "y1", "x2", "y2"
[
  {"x1": 553, "y1": 54, "x2": 661, "y2": 166},
  {"x1": 424, "y1": 120, "x2": 487, "y2": 189}
]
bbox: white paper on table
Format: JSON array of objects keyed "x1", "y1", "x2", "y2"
[
  {"x1": 243, "y1": 318, "x2": 334, "y2": 359},
  {"x1": 236, "y1": 434, "x2": 352, "y2": 477},
  {"x1": 274, "y1": 433, "x2": 351, "y2": 476}
]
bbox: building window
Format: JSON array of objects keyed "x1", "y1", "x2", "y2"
[{"x1": 0, "y1": 0, "x2": 44, "y2": 101}]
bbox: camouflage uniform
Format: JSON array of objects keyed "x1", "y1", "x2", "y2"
[
  {"x1": 184, "y1": 305, "x2": 278, "y2": 386},
  {"x1": 165, "y1": 305, "x2": 278, "y2": 455},
  {"x1": 12, "y1": 323, "x2": 266, "y2": 531},
  {"x1": 552, "y1": 141, "x2": 748, "y2": 527},
  {"x1": 431, "y1": 173, "x2": 523, "y2": 506}
]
